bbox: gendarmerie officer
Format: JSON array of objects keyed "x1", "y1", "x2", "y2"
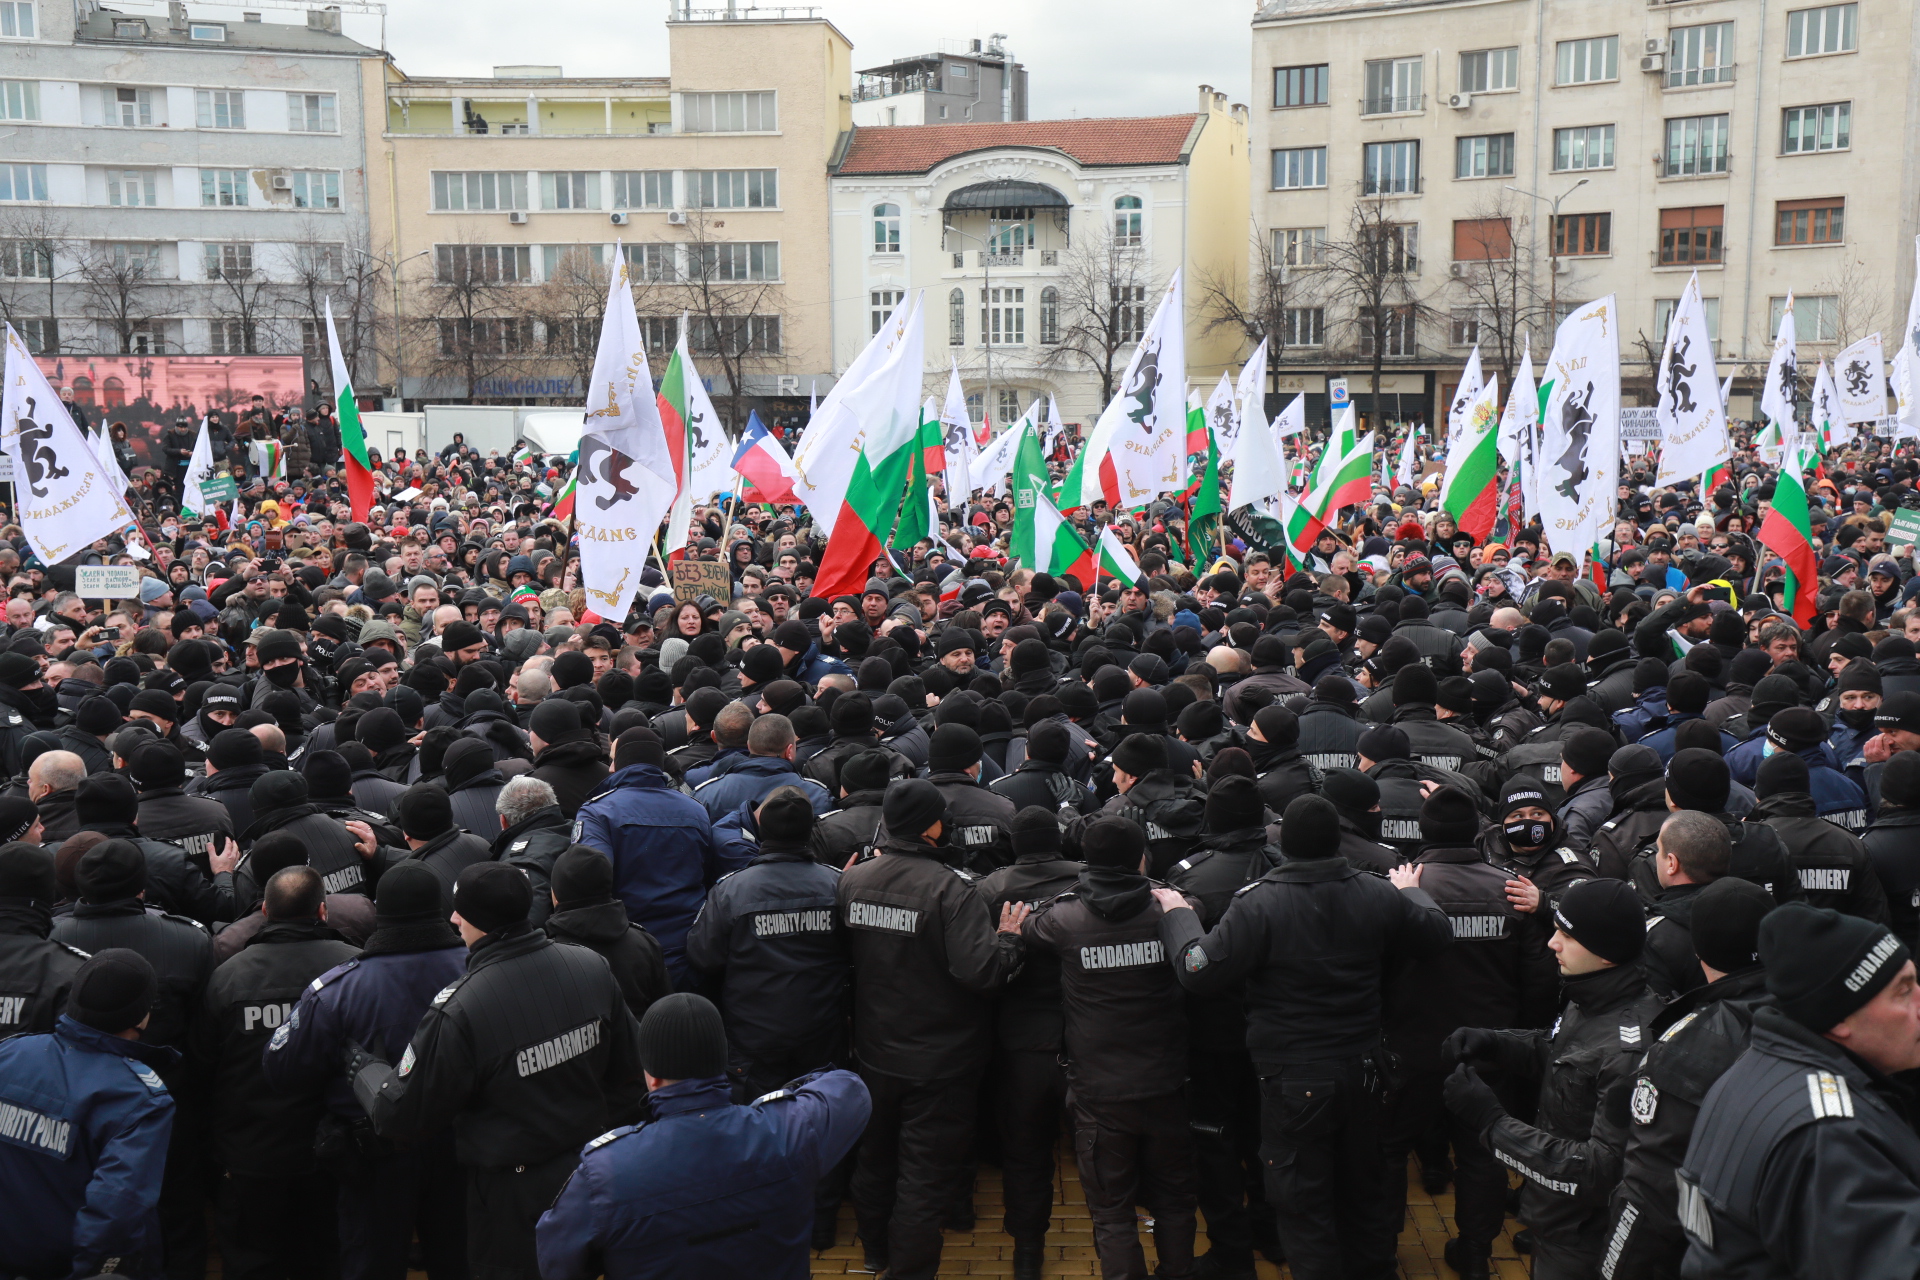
[
  {"x1": 130, "y1": 741, "x2": 234, "y2": 864},
  {"x1": 1156, "y1": 794, "x2": 1451, "y2": 1280},
  {"x1": 0, "y1": 841, "x2": 88, "y2": 1036},
  {"x1": 349, "y1": 861, "x2": 646, "y2": 1280},
  {"x1": 73, "y1": 773, "x2": 236, "y2": 926},
  {"x1": 542, "y1": 846, "x2": 670, "y2": 1024},
  {"x1": 988, "y1": 721, "x2": 1100, "y2": 819},
  {"x1": 1679, "y1": 904, "x2": 1920, "y2": 1276},
  {"x1": 240, "y1": 770, "x2": 379, "y2": 906},
  {"x1": 1359, "y1": 725, "x2": 1430, "y2": 862},
  {"x1": 1441, "y1": 878, "x2": 1662, "y2": 1280},
  {"x1": 1026, "y1": 817, "x2": 1200, "y2": 1280},
  {"x1": 836, "y1": 779, "x2": 1028, "y2": 1280},
  {"x1": 1751, "y1": 750, "x2": 1889, "y2": 921},
  {"x1": 925, "y1": 724, "x2": 1018, "y2": 874},
  {"x1": 813, "y1": 750, "x2": 892, "y2": 866},
  {"x1": 1599, "y1": 878, "x2": 1772, "y2": 1280}
]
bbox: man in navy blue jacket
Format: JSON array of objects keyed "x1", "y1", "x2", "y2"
[
  {"x1": 0, "y1": 949, "x2": 177, "y2": 1280},
  {"x1": 535, "y1": 993, "x2": 870, "y2": 1280},
  {"x1": 689, "y1": 714, "x2": 831, "y2": 820}
]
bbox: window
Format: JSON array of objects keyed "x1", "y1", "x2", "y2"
[
  {"x1": 1452, "y1": 217, "x2": 1513, "y2": 260},
  {"x1": 986, "y1": 209, "x2": 1033, "y2": 254},
  {"x1": 997, "y1": 389, "x2": 1023, "y2": 425},
  {"x1": 289, "y1": 171, "x2": 339, "y2": 210},
  {"x1": 0, "y1": 3, "x2": 34, "y2": 37},
  {"x1": 982, "y1": 286, "x2": 1025, "y2": 345},
  {"x1": 629, "y1": 243, "x2": 676, "y2": 283},
  {"x1": 1459, "y1": 48, "x2": 1519, "y2": 92},
  {"x1": 1277, "y1": 226, "x2": 1328, "y2": 266},
  {"x1": 112, "y1": 87, "x2": 153, "y2": 127},
  {"x1": 109, "y1": 242, "x2": 159, "y2": 273},
  {"x1": 438, "y1": 318, "x2": 534, "y2": 357},
  {"x1": 0, "y1": 238, "x2": 50, "y2": 278},
  {"x1": 431, "y1": 171, "x2": 529, "y2": 211},
  {"x1": 1553, "y1": 124, "x2": 1615, "y2": 171},
  {"x1": 640, "y1": 316, "x2": 678, "y2": 354},
  {"x1": 1113, "y1": 285, "x2": 1146, "y2": 343},
  {"x1": 1556, "y1": 35, "x2": 1619, "y2": 84},
  {"x1": 1280, "y1": 306, "x2": 1324, "y2": 346},
  {"x1": 1660, "y1": 206, "x2": 1725, "y2": 264},
  {"x1": 18, "y1": 319, "x2": 55, "y2": 353},
  {"x1": 287, "y1": 93, "x2": 337, "y2": 133},
  {"x1": 1039, "y1": 287, "x2": 1060, "y2": 344},
  {"x1": 873, "y1": 203, "x2": 900, "y2": 253},
  {"x1": 1656, "y1": 296, "x2": 1721, "y2": 340},
  {"x1": 694, "y1": 169, "x2": 777, "y2": 209},
  {"x1": 965, "y1": 391, "x2": 983, "y2": 423},
  {"x1": 1113, "y1": 196, "x2": 1142, "y2": 247},
  {"x1": 1553, "y1": 212, "x2": 1613, "y2": 256},
  {"x1": 1274, "y1": 64, "x2": 1329, "y2": 107},
  {"x1": 106, "y1": 169, "x2": 157, "y2": 208},
  {"x1": 200, "y1": 168, "x2": 249, "y2": 207},
  {"x1": 870, "y1": 290, "x2": 903, "y2": 336},
  {"x1": 303, "y1": 243, "x2": 345, "y2": 281},
  {"x1": 1450, "y1": 308, "x2": 1491, "y2": 346},
  {"x1": 0, "y1": 80, "x2": 37, "y2": 120},
  {"x1": 1360, "y1": 307, "x2": 1416, "y2": 357},
  {"x1": 689, "y1": 241, "x2": 779, "y2": 281},
  {"x1": 188, "y1": 22, "x2": 224, "y2": 40},
  {"x1": 949, "y1": 287, "x2": 965, "y2": 347},
  {"x1": 0, "y1": 163, "x2": 45, "y2": 201},
  {"x1": 1770, "y1": 295, "x2": 1840, "y2": 342},
  {"x1": 688, "y1": 315, "x2": 781, "y2": 355},
  {"x1": 540, "y1": 171, "x2": 601, "y2": 211},
  {"x1": 1787, "y1": 4, "x2": 1856, "y2": 55},
  {"x1": 115, "y1": 323, "x2": 164, "y2": 354},
  {"x1": 435, "y1": 244, "x2": 533, "y2": 283},
  {"x1": 203, "y1": 242, "x2": 252, "y2": 280},
  {"x1": 112, "y1": 20, "x2": 144, "y2": 38},
  {"x1": 1783, "y1": 102, "x2": 1850, "y2": 153},
  {"x1": 1455, "y1": 133, "x2": 1515, "y2": 178},
  {"x1": 195, "y1": 89, "x2": 243, "y2": 129},
  {"x1": 609, "y1": 172, "x2": 668, "y2": 210},
  {"x1": 1363, "y1": 57, "x2": 1423, "y2": 113},
  {"x1": 1665, "y1": 115, "x2": 1731, "y2": 176},
  {"x1": 540, "y1": 244, "x2": 606, "y2": 279},
  {"x1": 1271, "y1": 147, "x2": 1327, "y2": 189},
  {"x1": 680, "y1": 91, "x2": 776, "y2": 132},
  {"x1": 1668, "y1": 23, "x2": 1736, "y2": 87},
  {"x1": 208, "y1": 320, "x2": 257, "y2": 356},
  {"x1": 1363, "y1": 140, "x2": 1420, "y2": 194},
  {"x1": 1363, "y1": 223, "x2": 1420, "y2": 273},
  {"x1": 1776, "y1": 197, "x2": 1844, "y2": 245}
]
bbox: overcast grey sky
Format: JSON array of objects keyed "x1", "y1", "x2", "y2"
[{"x1": 383, "y1": 0, "x2": 1254, "y2": 121}]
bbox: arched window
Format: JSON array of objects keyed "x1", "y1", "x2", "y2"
[
  {"x1": 102, "y1": 376, "x2": 127, "y2": 408},
  {"x1": 948, "y1": 287, "x2": 965, "y2": 347},
  {"x1": 965, "y1": 390, "x2": 983, "y2": 423},
  {"x1": 873, "y1": 203, "x2": 901, "y2": 254},
  {"x1": 1039, "y1": 287, "x2": 1060, "y2": 344},
  {"x1": 1113, "y1": 195, "x2": 1142, "y2": 247},
  {"x1": 71, "y1": 376, "x2": 94, "y2": 407}
]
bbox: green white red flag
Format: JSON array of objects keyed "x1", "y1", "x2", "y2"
[
  {"x1": 1438, "y1": 376, "x2": 1500, "y2": 541},
  {"x1": 324, "y1": 299, "x2": 374, "y2": 521},
  {"x1": 1011, "y1": 416, "x2": 1089, "y2": 579},
  {"x1": 1095, "y1": 525, "x2": 1140, "y2": 587},
  {"x1": 1756, "y1": 437, "x2": 1820, "y2": 626}
]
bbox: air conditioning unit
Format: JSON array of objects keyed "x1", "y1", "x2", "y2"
[
  {"x1": 666, "y1": 210, "x2": 688, "y2": 225},
  {"x1": 1448, "y1": 261, "x2": 1472, "y2": 278},
  {"x1": 269, "y1": 175, "x2": 292, "y2": 191},
  {"x1": 1644, "y1": 37, "x2": 1665, "y2": 54},
  {"x1": 1447, "y1": 92, "x2": 1472, "y2": 110},
  {"x1": 1640, "y1": 52, "x2": 1665, "y2": 73},
  {"x1": 1553, "y1": 257, "x2": 1572, "y2": 274},
  {"x1": 507, "y1": 210, "x2": 528, "y2": 224},
  {"x1": 610, "y1": 211, "x2": 630, "y2": 226}
]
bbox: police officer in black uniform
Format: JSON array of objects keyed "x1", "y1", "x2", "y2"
[
  {"x1": 1638, "y1": 810, "x2": 1735, "y2": 999},
  {"x1": 74, "y1": 773, "x2": 237, "y2": 926},
  {"x1": 1319, "y1": 768, "x2": 1405, "y2": 873},
  {"x1": 1247, "y1": 706, "x2": 1320, "y2": 815},
  {"x1": 989, "y1": 722, "x2": 1099, "y2": 820},
  {"x1": 350, "y1": 861, "x2": 646, "y2": 1280},
  {"x1": 1102, "y1": 734, "x2": 1206, "y2": 878},
  {"x1": 1751, "y1": 750, "x2": 1889, "y2": 920},
  {"x1": 925, "y1": 724, "x2": 1017, "y2": 873},
  {"x1": 1296, "y1": 675, "x2": 1366, "y2": 770},
  {"x1": 1385, "y1": 664, "x2": 1479, "y2": 773},
  {"x1": 241, "y1": 771, "x2": 378, "y2": 903},
  {"x1": 0, "y1": 841, "x2": 88, "y2": 1036},
  {"x1": 814, "y1": 750, "x2": 892, "y2": 866},
  {"x1": 1359, "y1": 725, "x2": 1429, "y2": 862},
  {"x1": 130, "y1": 741, "x2": 234, "y2": 865},
  {"x1": 1630, "y1": 749, "x2": 1803, "y2": 907},
  {"x1": 542, "y1": 846, "x2": 670, "y2": 1023}
]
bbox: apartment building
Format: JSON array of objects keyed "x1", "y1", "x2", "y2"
[
  {"x1": 364, "y1": 7, "x2": 852, "y2": 419},
  {"x1": 0, "y1": 0, "x2": 378, "y2": 361},
  {"x1": 1249, "y1": 0, "x2": 1914, "y2": 429},
  {"x1": 828, "y1": 89, "x2": 1250, "y2": 429},
  {"x1": 851, "y1": 35, "x2": 1028, "y2": 128}
]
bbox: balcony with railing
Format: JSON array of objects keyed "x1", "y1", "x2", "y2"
[
  {"x1": 1360, "y1": 93, "x2": 1425, "y2": 116},
  {"x1": 854, "y1": 68, "x2": 943, "y2": 102},
  {"x1": 386, "y1": 93, "x2": 671, "y2": 137}
]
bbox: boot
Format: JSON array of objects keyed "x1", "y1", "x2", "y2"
[
  {"x1": 1443, "y1": 1237, "x2": 1492, "y2": 1280},
  {"x1": 1013, "y1": 1239, "x2": 1046, "y2": 1280},
  {"x1": 1193, "y1": 1249, "x2": 1259, "y2": 1280},
  {"x1": 811, "y1": 1210, "x2": 838, "y2": 1251},
  {"x1": 943, "y1": 1197, "x2": 975, "y2": 1233},
  {"x1": 857, "y1": 1237, "x2": 888, "y2": 1274},
  {"x1": 1512, "y1": 1228, "x2": 1534, "y2": 1255}
]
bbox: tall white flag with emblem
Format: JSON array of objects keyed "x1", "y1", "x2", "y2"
[
  {"x1": 1, "y1": 325, "x2": 136, "y2": 562},
  {"x1": 1811, "y1": 359, "x2": 1849, "y2": 448},
  {"x1": 1445, "y1": 343, "x2": 1483, "y2": 459},
  {"x1": 1042, "y1": 393, "x2": 1065, "y2": 458},
  {"x1": 1761, "y1": 294, "x2": 1800, "y2": 430},
  {"x1": 1654, "y1": 272, "x2": 1730, "y2": 486},
  {"x1": 1835, "y1": 333, "x2": 1887, "y2": 427},
  {"x1": 180, "y1": 416, "x2": 218, "y2": 517},
  {"x1": 576, "y1": 252, "x2": 678, "y2": 616},
  {"x1": 1069, "y1": 270, "x2": 1187, "y2": 508},
  {"x1": 1203, "y1": 371, "x2": 1234, "y2": 461},
  {"x1": 1230, "y1": 338, "x2": 1268, "y2": 463},
  {"x1": 939, "y1": 359, "x2": 974, "y2": 495},
  {"x1": 1536, "y1": 297, "x2": 1621, "y2": 563}
]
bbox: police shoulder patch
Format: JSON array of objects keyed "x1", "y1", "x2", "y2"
[
  {"x1": 56, "y1": 941, "x2": 91, "y2": 961},
  {"x1": 269, "y1": 1022, "x2": 292, "y2": 1051},
  {"x1": 397, "y1": 1045, "x2": 416, "y2": 1077},
  {"x1": 584, "y1": 1124, "x2": 641, "y2": 1152},
  {"x1": 1630, "y1": 1077, "x2": 1659, "y2": 1125},
  {"x1": 1806, "y1": 1071, "x2": 1854, "y2": 1118},
  {"x1": 1659, "y1": 1011, "x2": 1700, "y2": 1043},
  {"x1": 128, "y1": 1061, "x2": 169, "y2": 1095},
  {"x1": 1619, "y1": 1023, "x2": 1644, "y2": 1048},
  {"x1": 1232, "y1": 879, "x2": 1264, "y2": 897},
  {"x1": 1183, "y1": 946, "x2": 1209, "y2": 973},
  {"x1": 430, "y1": 980, "x2": 463, "y2": 1008},
  {"x1": 510, "y1": 840, "x2": 530, "y2": 853}
]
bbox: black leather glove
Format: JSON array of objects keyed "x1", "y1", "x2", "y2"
[
  {"x1": 1443, "y1": 1063, "x2": 1507, "y2": 1137},
  {"x1": 1441, "y1": 1026, "x2": 1503, "y2": 1068}
]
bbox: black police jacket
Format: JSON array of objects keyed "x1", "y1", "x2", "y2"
[
  {"x1": 1025, "y1": 869, "x2": 1198, "y2": 1102},
  {"x1": 1677, "y1": 1004, "x2": 1920, "y2": 1278},
  {"x1": 1389, "y1": 705, "x2": 1479, "y2": 774},
  {"x1": 397, "y1": 829, "x2": 491, "y2": 914},
  {"x1": 1863, "y1": 809, "x2": 1920, "y2": 949},
  {"x1": 358, "y1": 926, "x2": 645, "y2": 1170},
  {"x1": 1248, "y1": 740, "x2": 1320, "y2": 816},
  {"x1": 189, "y1": 919, "x2": 359, "y2": 1174},
  {"x1": 0, "y1": 899, "x2": 89, "y2": 1036},
  {"x1": 1162, "y1": 854, "x2": 1451, "y2": 1069},
  {"x1": 56, "y1": 724, "x2": 112, "y2": 775},
  {"x1": 813, "y1": 790, "x2": 886, "y2": 866},
  {"x1": 1753, "y1": 791, "x2": 1890, "y2": 922},
  {"x1": 530, "y1": 739, "x2": 612, "y2": 819},
  {"x1": 443, "y1": 770, "x2": 505, "y2": 843},
  {"x1": 928, "y1": 771, "x2": 1018, "y2": 874},
  {"x1": 52, "y1": 899, "x2": 214, "y2": 1055},
  {"x1": 492, "y1": 805, "x2": 573, "y2": 929},
  {"x1": 1095, "y1": 771, "x2": 1206, "y2": 879},
  {"x1": 1642, "y1": 883, "x2": 1709, "y2": 1000},
  {"x1": 84, "y1": 821, "x2": 233, "y2": 926},
  {"x1": 1367, "y1": 758, "x2": 1431, "y2": 860},
  {"x1": 1627, "y1": 814, "x2": 1805, "y2": 907},
  {"x1": 545, "y1": 901, "x2": 670, "y2": 1024},
  {"x1": 1165, "y1": 826, "x2": 1281, "y2": 1052},
  {"x1": 684, "y1": 843, "x2": 846, "y2": 1060},
  {"x1": 243, "y1": 805, "x2": 373, "y2": 902},
  {"x1": 1296, "y1": 701, "x2": 1364, "y2": 770},
  {"x1": 800, "y1": 734, "x2": 913, "y2": 796},
  {"x1": 134, "y1": 787, "x2": 234, "y2": 862},
  {"x1": 988, "y1": 758, "x2": 1099, "y2": 818},
  {"x1": 976, "y1": 852, "x2": 1083, "y2": 1052}
]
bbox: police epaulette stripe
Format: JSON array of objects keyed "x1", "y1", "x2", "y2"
[
  {"x1": 309, "y1": 959, "x2": 360, "y2": 991},
  {"x1": 158, "y1": 911, "x2": 211, "y2": 933},
  {"x1": 1232, "y1": 879, "x2": 1264, "y2": 896},
  {"x1": 752, "y1": 1089, "x2": 793, "y2": 1105},
  {"x1": 1619, "y1": 1024, "x2": 1643, "y2": 1047},
  {"x1": 431, "y1": 978, "x2": 466, "y2": 1008},
  {"x1": 583, "y1": 1123, "x2": 641, "y2": 1152},
  {"x1": 1601, "y1": 817, "x2": 1621, "y2": 831},
  {"x1": 1806, "y1": 1071, "x2": 1854, "y2": 1118},
  {"x1": 128, "y1": 1060, "x2": 169, "y2": 1094},
  {"x1": 691, "y1": 776, "x2": 721, "y2": 791},
  {"x1": 711, "y1": 868, "x2": 742, "y2": 886},
  {"x1": 949, "y1": 866, "x2": 977, "y2": 881},
  {"x1": 56, "y1": 941, "x2": 91, "y2": 961}
]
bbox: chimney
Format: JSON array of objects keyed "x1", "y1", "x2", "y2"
[
  {"x1": 306, "y1": 6, "x2": 341, "y2": 32},
  {"x1": 1197, "y1": 83, "x2": 1214, "y2": 111},
  {"x1": 167, "y1": 1, "x2": 186, "y2": 31}
]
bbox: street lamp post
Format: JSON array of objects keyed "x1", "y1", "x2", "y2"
[
  {"x1": 1504, "y1": 177, "x2": 1589, "y2": 326},
  {"x1": 943, "y1": 221, "x2": 996, "y2": 432},
  {"x1": 340, "y1": 245, "x2": 430, "y2": 408}
]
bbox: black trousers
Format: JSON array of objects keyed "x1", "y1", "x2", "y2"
[
  {"x1": 1381, "y1": 1070, "x2": 1504, "y2": 1253},
  {"x1": 1597, "y1": 1189, "x2": 1683, "y2": 1280},
  {"x1": 337, "y1": 1143, "x2": 467, "y2": 1280},
  {"x1": 996, "y1": 1047, "x2": 1069, "y2": 1242},
  {"x1": 851, "y1": 1066, "x2": 979, "y2": 1280},
  {"x1": 1258, "y1": 1058, "x2": 1394, "y2": 1280},
  {"x1": 466, "y1": 1153, "x2": 578, "y2": 1280},
  {"x1": 1186, "y1": 1047, "x2": 1271, "y2": 1264},
  {"x1": 215, "y1": 1170, "x2": 339, "y2": 1280},
  {"x1": 160, "y1": 1099, "x2": 205, "y2": 1280},
  {"x1": 1068, "y1": 1090, "x2": 1198, "y2": 1280}
]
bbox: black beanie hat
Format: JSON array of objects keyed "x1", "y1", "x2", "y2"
[
  {"x1": 1320, "y1": 767, "x2": 1379, "y2": 819},
  {"x1": 1026, "y1": 721, "x2": 1070, "y2": 764},
  {"x1": 254, "y1": 629, "x2": 301, "y2": 665},
  {"x1": 838, "y1": 750, "x2": 894, "y2": 795},
  {"x1": 1280, "y1": 795, "x2": 1341, "y2": 860},
  {"x1": 1178, "y1": 700, "x2": 1224, "y2": 742},
  {"x1": 831, "y1": 692, "x2": 875, "y2": 737},
  {"x1": 0, "y1": 798, "x2": 35, "y2": 845},
  {"x1": 1500, "y1": 779, "x2": 1549, "y2": 817},
  {"x1": 1748, "y1": 675, "x2": 1802, "y2": 723},
  {"x1": 882, "y1": 778, "x2": 946, "y2": 838},
  {"x1": 75, "y1": 775, "x2": 138, "y2": 828},
  {"x1": 1392, "y1": 663, "x2": 1439, "y2": 706},
  {"x1": 1766, "y1": 706, "x2": 1827, "y2": 753},
  {"x1": 1357, "y1": 724, "x2": 1411, "y2": 762},
  {"x1": 396, "y1": 783, "x2": 455, "y2": 840},
  {"x1": 1539, "y1": 664, "x2": 1588, "y2": 702},
  {"x1": 1435, "y1": 676, "x2": 1475, "y2": 715},
  {"x1": 550, "y1": 649, "x2": 594, "y2": 690},
  {"x1": 1836, "y1": 660, "x2": 1883, "y2": 696},
  {"x1": 209, "y1": 726, "x2": 265, "y2": 769},
  {"x1": 0, "y1": 651, "x2": 37, "y2": 689},
  {"x1": 1756, "y1": 749, "x2": 1812, "y2": 795},
  {"x1": 441, "y1": 620, "x2": 485, "y2": 652},
  {"x1": 741, "y1": 645, "x2": 784, "y2": 684},
  {"x1": 249, "y1": 770, "x2": 308, "y2": 814},
  {"x1": 453, "y1": 861, "x2": 532, "y2": 933},
  {"x1": 1011, "y1": 638, "x2": 1052, "y2": 677},
  {"x1": 1561, "y1": 727, "x2": 1615, "y2": 779},
  {"x1": 1314, "y1": 674, "x2": 1356, "y2": 706},
  {"x1": 76, "y1": 838, "x2": 146, "y2": 902},
  {"x1": 356, "y1": 706, "x2": 407, "y2": 752},
  {"x1": 1011, "y1": 805, "x2": 1062, "y2": 856},
  {"x1": 0, "y1": 840, "x2": 54, "y2": 900},
  {"x1": 1419, "y1": 786, "x2": 1479, "y2": 845},
  {"x1": 1122, "y1": 688, "x2": 1169, "y2": 732},
  {"x1": 129, "y1": 742, "x2": 187, "y2": 790},
  {"x1": 375, "y1": 860, "x2": 445, "y2": 925},
  {"x1": 1665, "y1": 747, "x2": 1731, "y2": 813},
  {"x1": 1631, "y1": 656, "x2": 1671, "y2": 694},
  {"x1": 1690, "y1": 877, "x2": 1775, "y2": 974},
  {"x1": 1882, "y1": 751, "x2": 1920, "y2": 809},
  {"x1": 529, "y1": 698, "x2": 588, "y2": 746},
  {"x1": 1253, "y1": 704, "x2": 1300, "y2": 748},
  {"x1": 1552, "y1": 878, "x2": 1646, "y2": 965},
  {"x1": 1205, "y1": 774, "x2": 1265, "y2": 833},
  {"x1": 1081, "y1": 815, "x2": 1147, "y2": 870},
  {"x1": 928, "y1": 723, "x2": 983, "y2": 772},
  {"x1": 637, "y1": 992, "x2": 728, "y2": 1080},
  {"x1": 76, "y1": 696, "x2": 124, "y2": 736},
  {"x1": 1111, "y1": 732, "x2": 1167, "y2": 777},
  {"x1": 756, "y1": 789, "x2": 816, "y2": 843},
  {"x1": 166, "y1": 640, "x2": 213, "y2": 682},
  {"x1": 67, "y1": 948, "x2": 157, "y2": 1034},
  {"x1": 441, "y1": 738, "x2": 495, "y2": 791},
  {"x1": 550, "y1": 846, "x2": 616, "y2": 910},
  {"x1": 1728, "y1": 648, "x2": 1771, "y2": 688},
  {"x1": 127, "y1": 688, "x2": 178, "y2": 722},
  {"x1": 1761, "y1": 902, "x2": 1910, "y2": 1032}
]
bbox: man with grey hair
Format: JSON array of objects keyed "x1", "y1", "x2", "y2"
[
  {"x1": 509, "y1": 668, "x2": 554, "y2": 730},
  {"x1": 1642, "y1": 809, "x2": 1734, "y2": 999},
  {"x1": 494, "y1": 775, "x2": 573, "y2": 927},
  {"x1": 29, "y1": 749, "x2": 88, "y2": 843}
]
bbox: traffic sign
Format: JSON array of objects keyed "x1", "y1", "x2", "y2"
[{"x1": 1329, "y1": 378, "x2": 1350, "y2": 409}]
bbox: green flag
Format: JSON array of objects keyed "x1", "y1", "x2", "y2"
[{"x1": 1188, "y1": 427, "x2": 1220, "y2": 565}]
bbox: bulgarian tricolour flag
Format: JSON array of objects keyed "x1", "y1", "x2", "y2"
[
  {"x1": 1095, "y1": 525, "x2": 1140, "y2": 587},
  {"x1": 1438, "y1": 376, "x2": 1501, "y2": 541},
  {"x1": 1011, "y1": 415, "x2": 1091, "y2": 583},
  {"x1": 1284, "y1": 406, "x2": 1372, "y2": 566},
  {"x1": 1756, "y1": 437, "x2": 1820, "y2": 626},
  {"x1": 549, "y1": 473, "x2": 577, "y2": 522},
  {"x1": 324, "y1": 299, "x2": 374, "y2": 521},
  {"x1": 891, "y1": 399, "x2": 947, "y2": 550}
]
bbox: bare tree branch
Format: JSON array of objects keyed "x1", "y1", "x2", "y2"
[
  {"x1": 1318, "y1": 190, "x2": 1443, "y2": 427},
  {"x1": 74, "y1": 239, "x2": 173, "y2": 354},
  {"x1": 1036, "y1": 229, "x2": 1161, "y2": 405}
]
